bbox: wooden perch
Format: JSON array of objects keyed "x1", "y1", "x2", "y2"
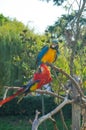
[
  {"x1": 36, "y1": 89, "x2": 64, "y2": 100},
  {"x1": 3, "y1": 86, "x2": 65, "y2": 101},
  {"x1": 3, "y1": 86, "x2": 20, "y2": 99}
]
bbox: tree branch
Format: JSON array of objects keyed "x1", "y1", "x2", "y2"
[
  {"x1": 32, "y1": 98, "x2": 73, "y2": 130},
  {"x1": 3, "y1": 86, "x2": 20, "y2": 99},
  {"x1": 75, "y1": 0, "x2": 86, "y2": 40},
  {"x1": 36, "y1": 89, "x2": 64, "y2": 100},
  {"x1": 60, "y1": 109, "x2": 68, "y2": 130},
  {"x1": 32, "y1": 110, "x2": 40, "y2": 130},
  {"x1": 49, "y1": 117, "x2": 59, "y2": 130},
  {"x1": 47, "y1": 63, "x2": 85, "y2": 98}
]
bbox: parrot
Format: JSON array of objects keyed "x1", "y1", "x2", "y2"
[
  {"x1": 36, "y1": 39, "x2": 59, "y2": 66},
  {"x1": 0, "y1": 63, "x2": 52, "y2": 106}
]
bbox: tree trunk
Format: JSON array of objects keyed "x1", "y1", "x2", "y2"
[
  {"x1": 72, "y1": 103, "x2": 81, "y2": 130},
  {"x1": 81, "y1": 108, "x2": 86, "y2": 130}
]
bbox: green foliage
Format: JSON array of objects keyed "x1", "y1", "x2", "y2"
[
  {"x1": 0, "y1": 96, "x2": 72, "y2": 130},
  {"x1": 0, "y1": 14, "x2": 10, "y2": 26},
  {"x1": 0, "y1": 115, "x2": 71, "y2": 130},
  {"x1": 0, "y1": 96, "x2": 71, "y2": 118},
  {"x1": 0, "y1": 116, "x2": 31, "y2": 130},
  {"x1": 0, "y1": 20, "x2": 25, "y2": 87},
  {"x1": 0, "y1": 96, "x2": 57, "y2": 116},
  {"x1": 0, "y1": 15, "x2": 47, "y2": 94}
]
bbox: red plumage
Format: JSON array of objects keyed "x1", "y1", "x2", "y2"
[
  {"x1": 33, "y1": 63, "x2": 52, "y2": 89},
  {"x1": 0, "y1": 63, "x2": 52, "y2": 106}
]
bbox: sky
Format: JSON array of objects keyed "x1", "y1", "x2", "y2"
[{"x1": 0, "y1": 0, "x2": 66, "y2": 34}]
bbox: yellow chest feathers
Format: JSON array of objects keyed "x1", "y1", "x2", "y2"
[{"x1": 41, "y1": 48, "x2": 57, "y2": 63}]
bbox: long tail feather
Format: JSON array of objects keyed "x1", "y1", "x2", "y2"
[{"x1": 0, "y1": 88, "x2": 24, "y2": 107}]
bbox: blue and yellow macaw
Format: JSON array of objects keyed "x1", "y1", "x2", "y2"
[{"x1": 36, "y1": 39, "x2": 59, "y2": 66}]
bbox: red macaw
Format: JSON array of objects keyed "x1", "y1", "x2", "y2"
[{"x1": 0, "y1": 63, "x2": 52, "y2": 106}]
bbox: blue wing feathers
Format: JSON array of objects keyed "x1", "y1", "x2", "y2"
[
  {"x1": 36, "y1": 45, "x2": 49, "y2": 65},
  {"x1": 22, "y1": 80, "x2": 40, "y2": 94}
]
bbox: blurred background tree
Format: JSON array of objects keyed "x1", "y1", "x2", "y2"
[{"x1": 43, "y1": 0, "x2": 86, "y2": 90}]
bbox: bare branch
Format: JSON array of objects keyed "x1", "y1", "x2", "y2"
[
  {"x1": 3, "y1": 86, "x2": 20, "y2": 99},
  {"x1": 32, "y1": 98, "x2": 73, "y2": 130},
  {"x1": 47, "y1": 63, "x2": 85, "y2": 98},
  {"x1": 32, "y1": 110, "x2": 41, "y2": 130},
  {"x1": 36, "y1": 89, "x2": 64, "y2": 100},
  {"x1": 4, "y1": 86, "x2": 20, "y2": 89},
  {"x1": 60, "y1": 110, "x2": 68, "y2": 130},
  {"x1": 35, "y1": 110, "x2": 41, "y2": 120},
  {"x1": 3, "y1": 88, "x2": 9, "y2": 99},
  {"x1": 75, "y1": 0, "x2": 86, "y2": 40},
  {"x1": 49, "y1": 117, "x2": 59, "y2": 130}
]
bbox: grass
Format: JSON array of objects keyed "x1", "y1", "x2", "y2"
[
  {"x1": 0, "y1": 116, "x2": 31, "y2": 130},
  {"x1": 0, "y1": 116, "x2": 71, "y2": 130}
]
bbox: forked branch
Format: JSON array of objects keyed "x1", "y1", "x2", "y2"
[{"x1": 32, "y1": 97, "x2": 73, "y2": 130}]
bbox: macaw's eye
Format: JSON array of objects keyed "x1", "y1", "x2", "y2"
[
  {"x1": 51, "y1": 44, "x2": 58, "y2": 49},
  {"x1": 40, "y1": 67, "x2": 44, "y2": 72},
  {"x1": 37, "y1": 68, "x2": 41, "y2": 73},
  {"x1": 52, "y1": 44, "x2": 55, "y2": 48}
]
